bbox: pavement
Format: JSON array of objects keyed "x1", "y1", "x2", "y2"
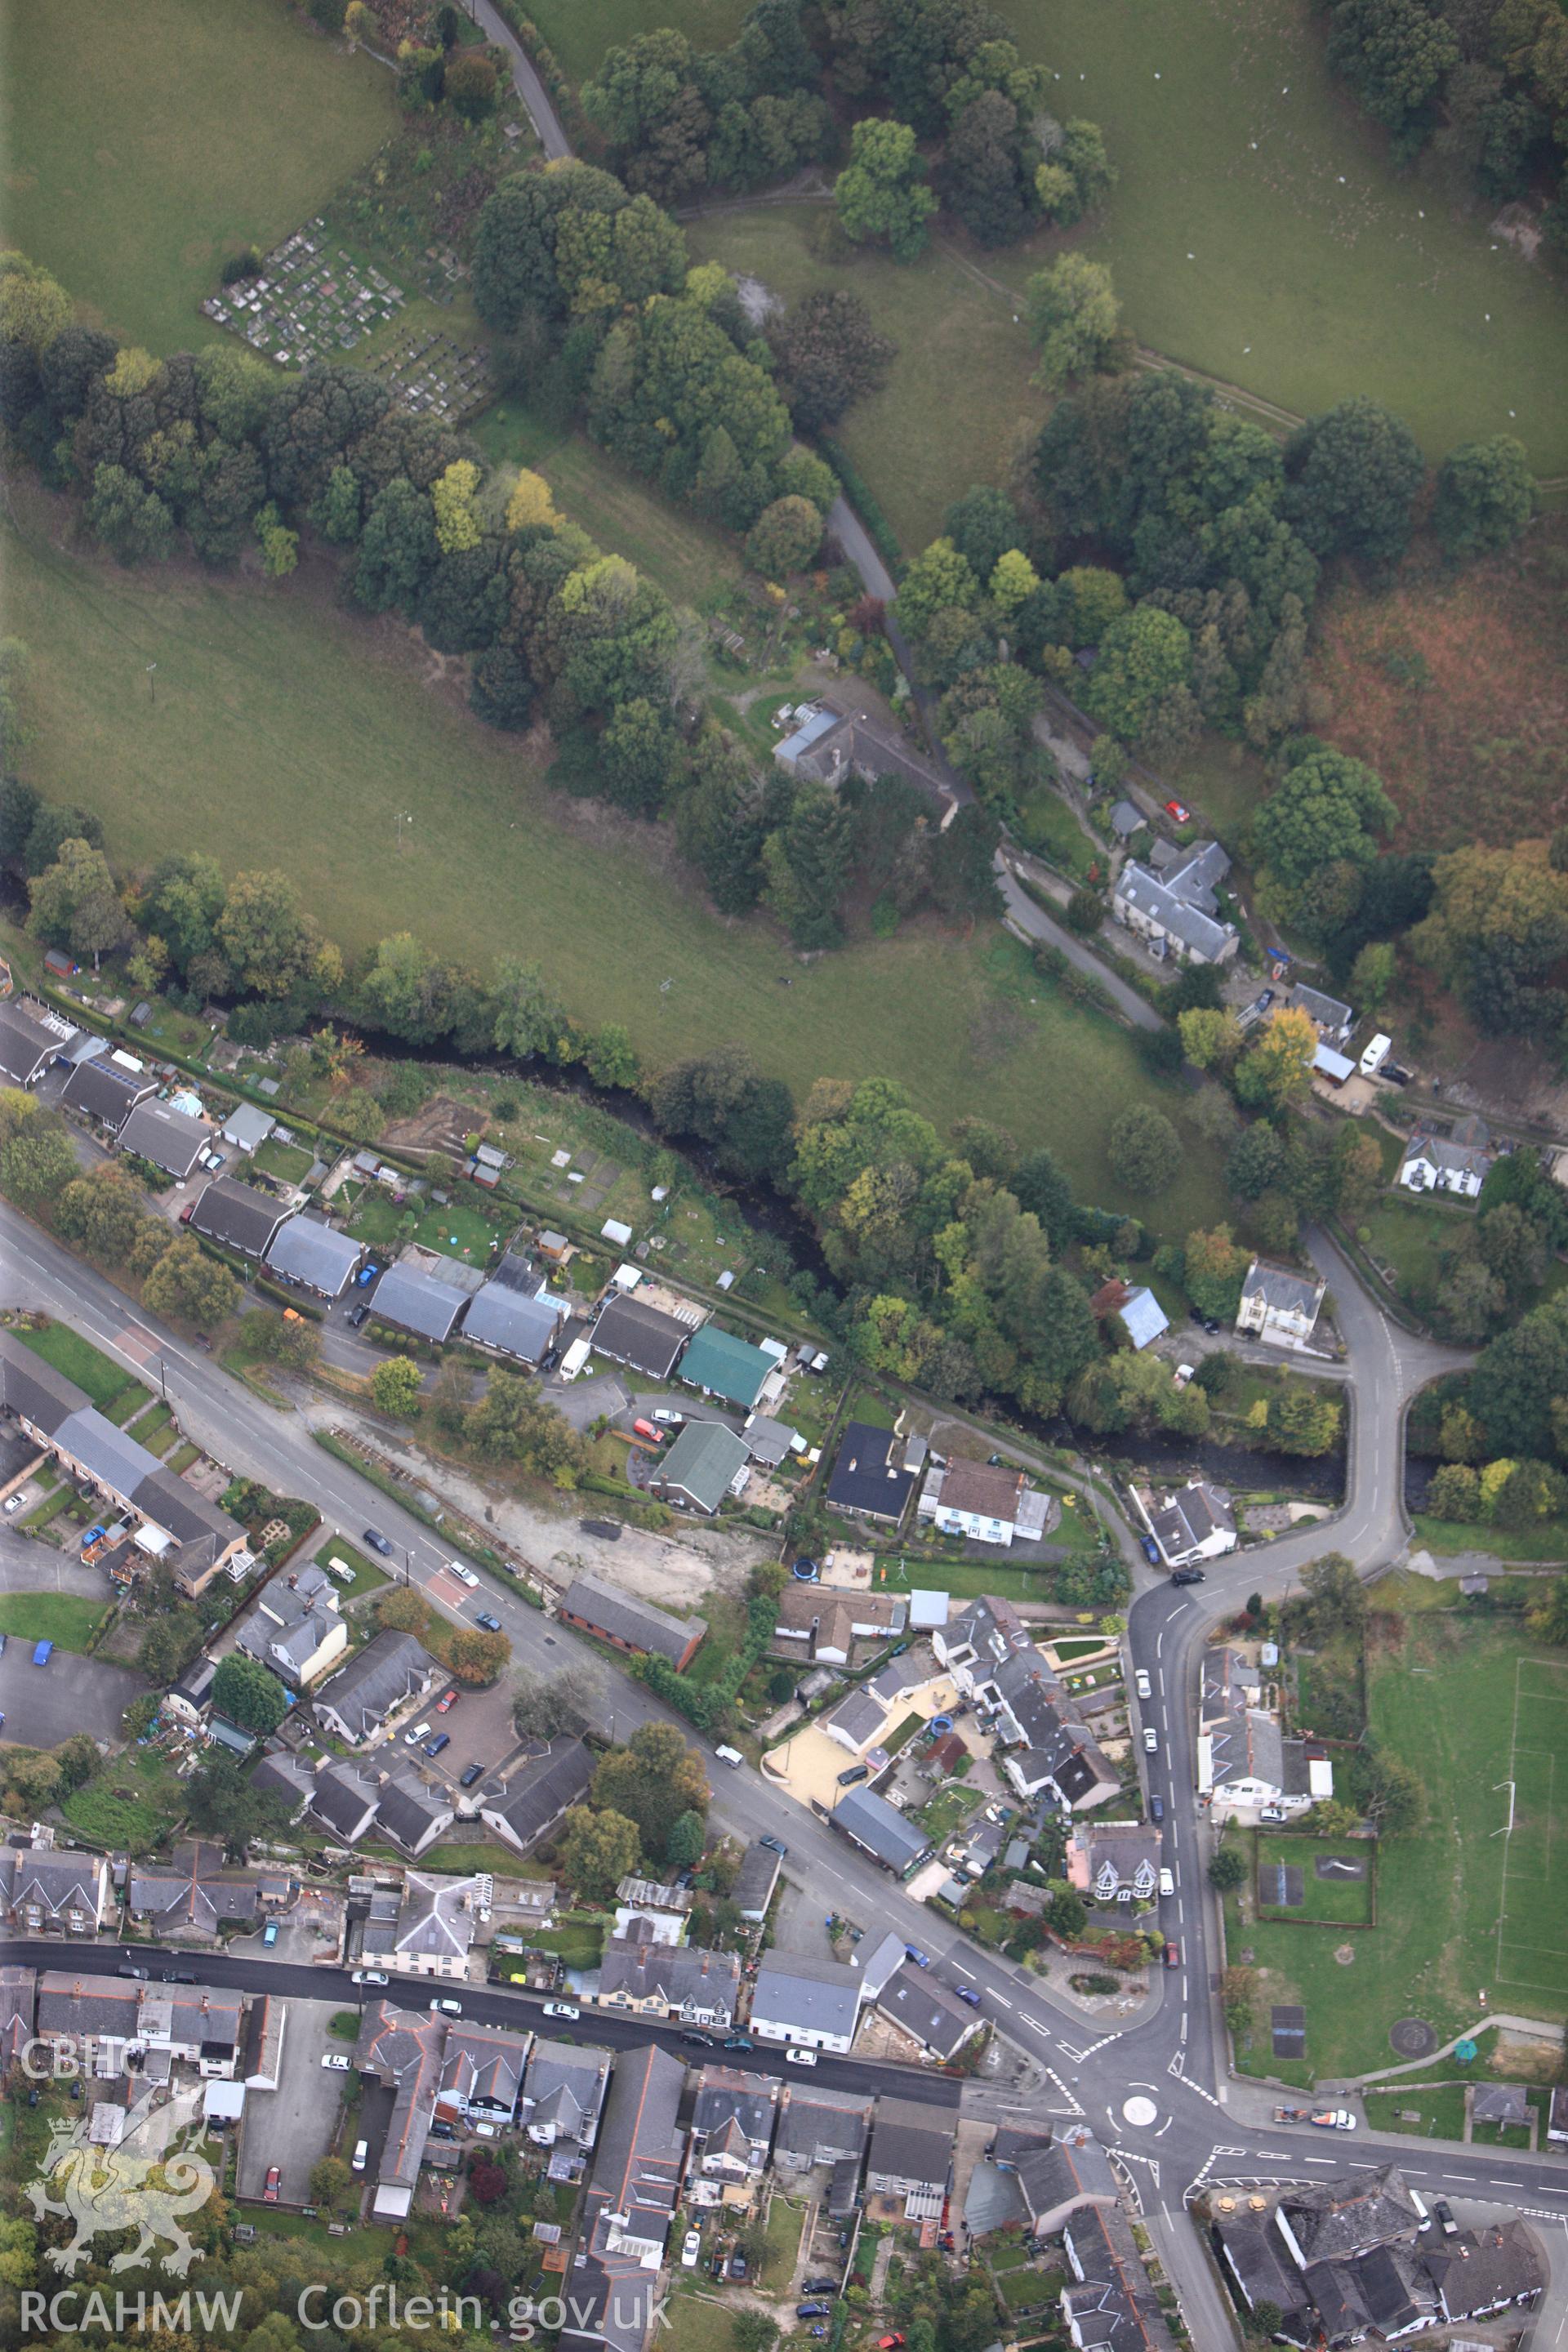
[{"x1": 8, "y1": 1201, "x2": 1565, "y2": 2349}]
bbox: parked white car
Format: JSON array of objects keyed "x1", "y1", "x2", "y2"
[
  {"x1": 786, "y1": 2048, "x2": 818, "y2": 2068},
  {"x1": 542, "y1": 2002, "x2": 580, "y2": 2021},
  {"x1": 321, "y1": 2052, "x2": 351, "y2": 2071},
  {"x1": 1134, "y1": 1669, "x2": 1152, "y2": 1700},
  {"x1": 1143, "y1": 1726, "x2": 1158, "y2": 1754},
  {"x1": 680, "y1": 2231, "x2": 702, "y2": 2269},
  {"x1": 1158, "y1": 1867, "x2": 1174, "y2": 1898}
]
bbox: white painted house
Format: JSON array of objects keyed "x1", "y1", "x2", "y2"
[
  {"x1": 1398, "y1": 1119, "x2": 1494, "y2": 1200},
  {"x1": 1235, "y1": 1259, "x2": 1327, "y2": 1350}
]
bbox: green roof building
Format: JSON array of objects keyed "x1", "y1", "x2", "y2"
[{"x1": 678, "y1": 1323, "x2": 775, "y2": 1411}]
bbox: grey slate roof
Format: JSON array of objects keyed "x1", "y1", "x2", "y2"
[
  {"x1": 693, "y1": 2065, "x2": 778, "y2": 2152},
  {"x1": 118, "y1": 1097, "x2": 212, "y2": 1175},
  {"x1": 1293, "y1": 982, "x2": 1353, "y2": 1036},
  {"x1": 831, "y1": 1784, "x2": 931, "y2": 1873},
  {"x1": 1240, "y1": 1259, "x2": 1324, "y2": 1321},
  {"x1": 480, "y1": 1738, "x2": 595, "y2": 1851},
  {"x1": 307, "y1": 1760, "x2": 382, "y2": 1841},
  {"x1": 597, "y1": 1933, "x2": 740, "y2": 2017},
  {"x1": 127, "y1": 1841, "x2": 260, "y2": 1932},
  {"x1": 314, "y1": 1629, "x2": 438, "y2": 1740},
  {"x1": 0, "y1": 1001, "x2": 69, "y2": 1087},
  {"x1": 61, "y1": 1055, "x2": 153, "y2": 1129},
  {"x1": 371, "y1": 1263, "x2": 469, "y2": 1343},
  {"x1": 265, "y1": 1214, "x2": 363, "y2": 1294},
  {"x1": 1114, "y1": 850, "x2": 1236, "y2": 960},
  {"x1": 590, "y1": 1293, "x2": 691, "y2": 1379},
  {"x1": 1277, "y1": 2165, "x2": 1425, "y2": 2266},
  {"x1": 189, "y1": 1177, "x2": 287, "y2": 1259},
  {"x1": 461, "y1": 1282, "x2": 559, "y2": 1363},
  {"x1": 733, "y1": 1841, "x2": 784, "y2": 1922},
  {"x1": 752, "y1": 1949, "x2": 864, "y2": 2041},
  {"x1": 1014, "y1": 2126, "x2": 1118, "y2": 2224},
  {"x1": 867, "y1": 2096, "x2": 955, "y2": 2194},
  {"x1": 774, "y1": 2082, "x2": 871, "y2": 2165},
  {"x1": 373, "y1": 1767, "x2": 452, "y2": 1855},
  {"x1": 220, "y1": 1102, "x2": 275, "y2": 1152},
  {"x1": 559, "y1": 1574, "x2": 705, "y2": 1666},
  {"x1": 875, "y1": 1963, "x2": 978, "y2": 2059}
]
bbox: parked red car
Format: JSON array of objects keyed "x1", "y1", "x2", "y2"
[{"x1": 1164, "y1": 798, "x2": 1192, "y2": 825}]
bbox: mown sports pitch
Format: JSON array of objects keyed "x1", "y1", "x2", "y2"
[{"x1": 1495, "y1": 1653, "x2": 1568, "y2": 1998}]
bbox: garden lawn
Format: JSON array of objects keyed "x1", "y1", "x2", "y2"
[
  {"x1": 0, "y1": 1594, "x2": 109, "y2": 1654},
  {"x1": 1, "y1": 487, "x2": 1226, "y2": 1241},
  {"x1": 1361, "y1": 2085, "x2": 1468, "y2": 2142},
  {"x1": 469, "y1": 414, "x2": 744, "y2": 611},
  {"x1": 311, "y1": 1535, "x2": 389, "y2": 1601},
  {"x1": 1254, "y1": 1830, "x2": 1374, "y2": 1926},
  {"x1": 683, "y1": 204, "x2": 1047, "y2": 553},
  {"x1": 1360, "y1": 1196, "x2": 1469, "y2": 1314},
  {"x1": 14, "y1": 1321, "x2": 141, "y2": 1414},
  {"x1": 988, "y1": 0, "x2": 1566, "y2": 476},
  {"x1": 7, "y1": 0, "x2": 394, "y2": 358},
  {"x1": 1227, "y1": 1615, "x2": 1568, "y2": 2086},
  {"x1": 413, "y1": 1202, "x2": 506, "y2": 1265}
]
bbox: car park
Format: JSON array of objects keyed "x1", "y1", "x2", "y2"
[
  {"x1": 321, "y1": 2053, "x2": 350, "y2": 2071},
  {"x1": 352, "y1": 1970, "x2": 389, "y2": 1987},
  {"x1": 1143, "y1": 1726, "x2": 1158, "y2": 1753},
  {"x1": 786, "y1": 2047, "x2": 817, "y2": 2067},
  {"x1": 363, "y1": 1529, "x2": 394, "y2": 1557},
  {"x1": 459, "y1": 1762, "x2": 483, "y2": 1788},
  {"x1": 474, "y1": 1611, "x2": 501, "y2": 1632},
  {"x1": 542, "y1": 2002, "x2": 579, "y2": 2020},
  {"x1": 1134, "y1": 1669, "x2": 1152, "y2": 1700}
]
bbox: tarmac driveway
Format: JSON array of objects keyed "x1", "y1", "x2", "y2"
[
  {"x1": 237, "y1": 1996, "x2": 355, "y2": 2207},
  {"x1": 0, "y1": 1640, "x2": 145, "y2": 1749}
]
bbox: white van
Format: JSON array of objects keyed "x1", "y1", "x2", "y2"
[
  {"x1": 1158, "y1": 1867, "x2": 1174, "y2": 1898},
  {"x1": 351, "y1": 2140, "x2": 368, "y2": 2174},
  {"x1": 715, "y1": 1744, "x2": 744, "y2": 1768},
  {"x1": 403, "y1": 1721, "x2": 433, "y2": 1748}
]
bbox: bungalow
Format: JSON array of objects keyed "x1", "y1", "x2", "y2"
[
  {"x1": 1067, "y1": 1821, "x2": 1160, "y2": 1905},
  {"x1": 559, "y1": 1574, "x2": 706, "y2": 1672},
  {"x1": 1111, "y1": 840, "x2": 1238, "y2": 967},
  {"x1": 461, "y1": 1281, "x2": 563, "y2": 1365},
  {"x1": 678, "y1": 1324, "x2": 777, "y2": 1412},
  {"x1": 0, "y1": 1000, "x2": 74, "y2": 1090},
  {"x1": 220, "y1": 1102, "x2": 276, "y2": 1155},
  {"x1": 689, "y1": 2065, "x2": 777, "y2": 2196},
  {"x1": 118, "y1": 1097, "x2": 212, "y2": 1181},
  {"x1": 821, "y1": 1684, "x2": 890, "y2": 1757},
  {"x1": 264, "y1": 1214, "x2": 365, "y2": 1298},
  {"x1": 751, "y1": 1949, "x2": 865, "y2": 2053},
  {"x1": 479, "y1": 1737, "x2": 595, "y2": 1857},
  {"x1": 825, "y1": 1422, "x2": 917, "y2": 1524},
  {"x1": 1399, "y1": 1116, "x2": 1494, "y2": 1200},
  {"x1": 126, "y1": 1841, "x2": 261, "y2": 1940},
  {"x1": 648, "y1": 1418, "x2": 750, "y2": 1517},
  {"x1": 742, "y1": 1413, "x2": 800, "y2": 1468},
  {"x1": 772, "y1": 1584, "x2": 906, "y2": 1665},
  {"x1": 372, "y1": 1767, "x2": 454, "y2": 1860},
  {"x1": 312, "y1": 1628, "x2": 440, "y2": 1745},
  {"x1": 594, "y1": 1929, "x2": 739, "y2": 2029},
  {"x1": 0, "y1": 1329, "x2": 247, "y2": 1596},
  {"x1": 60, "y1": 1054, "x2": 155, "y2": 1134},
  {"x1": 772, "y1": 2082, "x2": 871, "y2": 2176},
  {"x1": 189, "y1": 1177, "x2": 290, "y2": 1263},
  {"x1": 917, "y1": 1454, "x2": 1030, "y2": 1547},
  {"x1": 1140, "y1": 1478, "x2": 1236, "y2": 1570},
  {"x1": 1235, "y1": 1258, "x2": 1327, "y2": 1349},
  {"x1": 831, "y1": 1784, "x2": 932, "y2": 1876},
  {"x1": 306, "y1": 1758, "x2": 383, "y2": 1846},
  {"x1": 248, "y1": 1745, "x2": 315, "y2": 1823},
  {"x1": 1291, "y1": 983, "x2": 1354, "y2": 1045},
  {"x1": 370, "y1": 1262, "x2": 469, "y2": 1345},
  {"x1": 866, "y1": 2096, "x2": 955, "y2": 2220},
  {"x1": 589, "y1": 1294, "x2": 692, "y2": 1382}
]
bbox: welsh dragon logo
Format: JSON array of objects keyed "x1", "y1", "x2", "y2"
[{"x1": 25, "y1": 2086, "x2": 216, "y2": 2277}]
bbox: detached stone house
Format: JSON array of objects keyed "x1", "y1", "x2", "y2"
[
  {"x1": 916, "y1": 1454, "x2": 1045, "y2": 1548},
  {"x1": 1067, "y1": 1821, "x2": 1160, "y2": 1904},
  {"x1": 1235, "y1": 1258, "x2": 1326, "y2": 1349},
  {"x1": 359, "y1": 1871, "x2": 482, "y2": 1980},
  {"x1": 1111, "y1": 839, "x2": 1238, "y2": 966}
]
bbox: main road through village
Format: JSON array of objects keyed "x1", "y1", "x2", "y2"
[{"x1": 4, "y1": 1197, "x2": 1566, "y2": 2345}]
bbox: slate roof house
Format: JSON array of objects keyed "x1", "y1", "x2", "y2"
[
  {"x1": 234, "y1": 1560, "x2": 347, "y2": 1685},
  {"x1": 372, "y1": 1767, "x2": 453, "y2": 1860},
  {"x1": 772, "y1": 2082, "x2": 872, "y2": 2176},
  {"x1": 916, "y1": 1454, "x2": 1029, "y2": 1547},
  {"x1": 648, "y1": 1417, "x2": 750, "y2": 1516},
  {"x1": 220, "y1": 1101, "x2": 276, "y2": 1154},
  {"x1": 751, "y1": 1949, "x2": 866, "y2": 2053},
  {"x1": 38, "y1": 1971, "x2": 245, "y2": 2077},
  {"x1": 305, "y1": 1758, "x2": 383, "y2": 1846},
  {"x1": 772, "y1": 1584, "x2": 906, "y2": 1665},
  {"x1": 1235, "y1": 1258, "x2": 1327, "y2": 1348},
  {"x1": 678, "y1": 1323, "x2": 775, "y2": 1411},
  {"x1": 352, "y1": 2001, "x2": 445, "y2": 2219},
  {"x1": 996, "y1": 2124, "x2": 1120, "y2": 2236},
  {"x1": 479, "y1": 1737, "x2": 595, "y2": 1857},
  {"x1": 866, "y1": 2096, "x2": 955, "y2": 2220},
  {"x1": 990, "y1": 1650, "x2": 1120, "y2": 1810},
  {"x1": 188, "y1": 1177, "x2": 289, "y2": 1262},
  {"x1": 831, "y1": 1784, "x2": 932, "y2": 1876},
  {"x1": 118, "y1": 1097, "x2": 212, "y2": 1180},
  {"x1": 1199, "y1": 1646, "x2": 1332, "y2": 1816},
  {"x1": 560, "y1": 2042, "x2": 687, "y2": 2352},
  {"x1": 370, "y1": 1262, "x2": 470, "y2": 1344},
  {"x1": 1111, "y1": 838, "x2": 1237, "y2": 966},
  {"x1": 0, "y1": 1000, "x2": 74, "y2": 1089},
  {"x1": 1141, "y1": 1477, "x2": 1237, "y2": 1569},
  {"x1": 126, "y1": 1842, "x2": 261, "y2": 1940},
  {"x1": 589, "y1": 1294, "x2": 691, "y2": 1381},
  {"x1": 247, "y1": 1744, "x2": 315, "y2": 1822},
  {"x1": 312, "y1": 1628, "x2": 439, "y2": 1744},
  {"x1": 1067, "y1": 1820, "x2": 1160, "y2": 1904},
  {"x1": 689, "y1": 2065, "x2": 778, "y2": 2197},
  {"x1": 1423, "y1": 2220, "x2": 1543, "y2": 2323},
  {"x1": 520, "y1": 2035, "x2": 612, "y2": 2163},
  {"x1": 933, "y1": 1592, "x2": 1032, "y2": 1689},
  {"x1": 875, "y1": 1964, "x2": 983, "y2": 2061},
  {"x1": 773, "y1": 703, "x2": 951, "y2": 800},
  {"x1": 1292, "y1": 983, "x2": 1354, "y2": 1045},
  {"x1": 61, "y1": 1054, "x2": 155, "y2": 1134},
  {"x1": 821, "y1": 1683, "x2": 890, "y2": 1757},
  {"x1": 359, "y1": 1871, "x2": 482, "y2": 1979},
  {"x1": 264, "y1": 1214, "x2": 365, "y2": 1298},
  {"x1": 0, "y1": 1842, "x2": 116, "y2": 1936},
  {"x1": 1398, "y1": 1116, "x2": 1495, "y2": 1200},
  {"x1": 0, "y1": 1329, "x2": 246, "y2": 1597},
  {"x1": 594, "y1": 1928, "x2": 740, "y2": 2029},
  {"x1": 1062, "y1": 2198, "x2": 1182, "y2": 2350},
  {"x1": 825, "y1": 1421, "x2": 917, "y2": 1523},
  {"x1": 462, "y1": 1281, "x2": 562, "y2": 1365},
  {"x1": 559, "y1": 1574, "x2": 706, "y2": 1671}
]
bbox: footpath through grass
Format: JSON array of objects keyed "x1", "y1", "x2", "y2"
[
  {"x1": 7, "y1": 0, "x2": 394, "y2": 358},
  {"x1": 1228, "y1": 1614, "x2": 1568, "y2": 2087},
  {"x1": 1, "y1": 491, "x2": 1225, "y2": 1236}
]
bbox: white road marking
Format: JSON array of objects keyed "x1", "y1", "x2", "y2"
[
  {"x1": 951, "y1": 1962, "x2": 975, "y2": 1979},
  {"x1": 992, "y1": 1993, "x2": 1013, "y2": 2011}
]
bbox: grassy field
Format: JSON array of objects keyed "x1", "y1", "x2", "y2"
[
  {"x1": 469, "y1": 412, "x2": 744, "y2": 610},
  {"x1": 1410, "y1": 1516, "x2": 1568, "y2": 1561},
  {"x1": 986, "y1": 0, "x2": 1567, "y2": 474},
  {"x1": 1, "y1": 492, "x2": 1226, "y2": 1235},
  {"x1": 684, "y1": 205, "x2": 1047, "y2": 552},
  {"x1": 13, "y1": 1320, "x2": 142, "y2": 1414},
  {"x1": 1254, "y1": 1830, "x2": 1374, "y2": 1926},
  {"x1": 6, "y1": 0, "x2": 394, "y2": 357},
  {"x1": 0, "y1": 1593, "x2": 109, "y2": 1654},
  {"x1": 526, "y1": 0, "x2": 749, "y2": 81},
  {"x1": 1228, "y1": 1615, "x2": 1568, "y2": 2086}
]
